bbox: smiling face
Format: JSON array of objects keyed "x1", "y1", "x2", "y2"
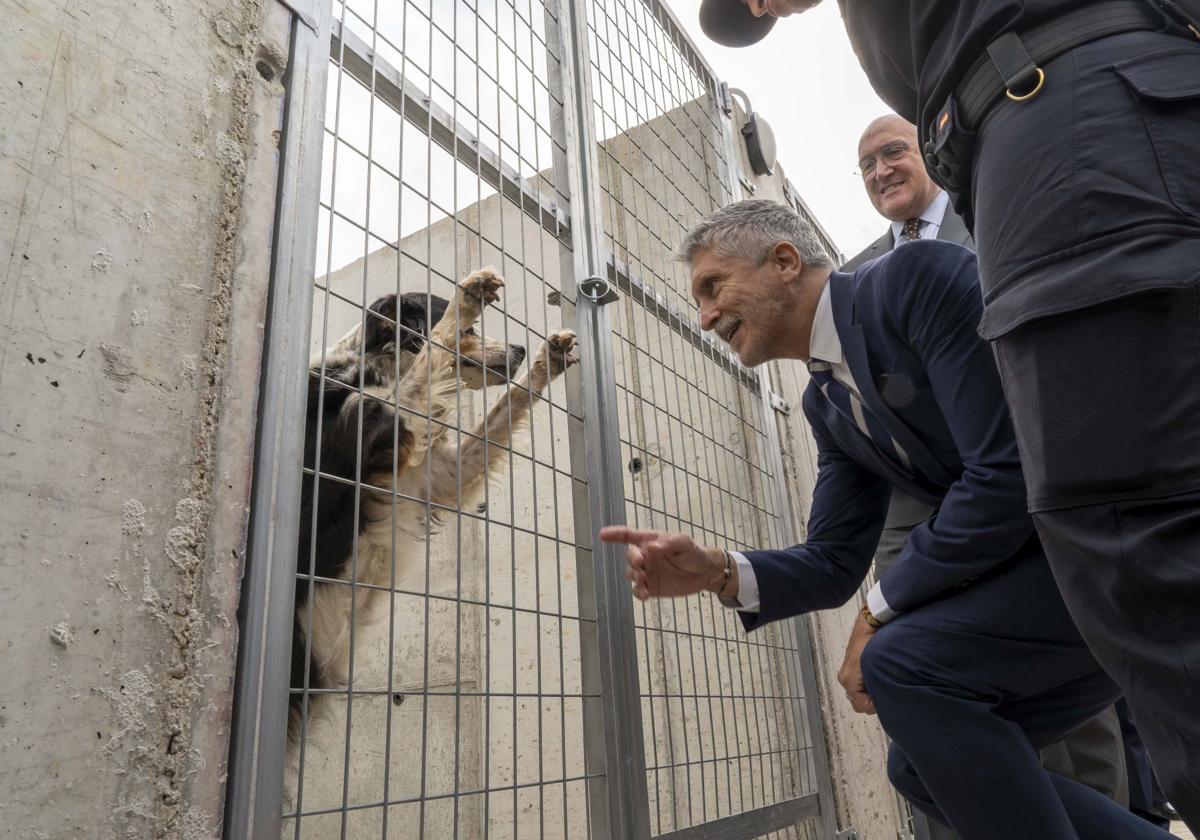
[
  {"x1": 857, "y1": 116, "x2": 941, "y2": 223},
  {"x1": 689, "y1": 243, "x2": 799, "y2": 367}
]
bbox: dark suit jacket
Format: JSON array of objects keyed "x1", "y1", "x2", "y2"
[
  {"x1": 741, "y1": 241, "x2": 1040, "y2": 630},
  {"x1": 840, "y1": 201, "x2": 973, "y2": 272},
  {"x1": 842, "y1": 203, "x2": 974, "y2": 532}
]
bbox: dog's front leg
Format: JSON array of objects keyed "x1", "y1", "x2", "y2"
[
  {"x1": 426, "y1": 330, "x2": 578, "y2": 507},
  {"x1": 431, "y1": 266, "x2": 504, "y2": 346},
  {"x1": 396, "y1": 268, "x2": 507, "y2": 460}
]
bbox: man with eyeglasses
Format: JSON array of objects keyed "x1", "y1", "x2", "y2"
[
  {"x1": 846, "y1": 114, "x2": 1133, "y2": 840},
  {"x1": 698, "y1": 1, "x2": 1200, "y2": 833},
  {"x1": 844, "y1": 118, "x2": 970, "y2": 574},
  {"x1": 844, "y1": 115, "x2": 972, "y2": 272}
]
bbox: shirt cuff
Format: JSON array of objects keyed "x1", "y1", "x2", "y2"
[
  {"x1": 729, "y1": 551, "x2": 759, "y2": 612},
  {"x1": 866, "y1": 581, "x2": 897, "y2": 624}
]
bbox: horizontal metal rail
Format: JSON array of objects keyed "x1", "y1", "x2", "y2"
[
  {"x1": 654, "y1": 793, "x2": 821, "y2": 840},
  {"x1": 332, "y1": 19, "x2": 571, "y2": 241}
]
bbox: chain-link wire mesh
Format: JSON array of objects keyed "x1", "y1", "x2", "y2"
[{"x1": 291, "y1": 3, "x2": 588, "y2": 837}]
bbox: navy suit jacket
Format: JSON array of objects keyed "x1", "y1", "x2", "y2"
[{"x1": 741, "y1": 240, "x2": 1040, "y2": 631}]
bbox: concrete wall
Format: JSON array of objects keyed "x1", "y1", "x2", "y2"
[{"x1": 0, "y1": 0, "x2": 292, "y2": 837}]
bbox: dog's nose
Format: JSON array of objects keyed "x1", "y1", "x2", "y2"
[{"x1": 510, "y1": 345, "x2": 526, "y2": 366}]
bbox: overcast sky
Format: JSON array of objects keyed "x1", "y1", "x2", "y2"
[{"x1": 665, "y1": 0, "x2": 893, "y2": 259}]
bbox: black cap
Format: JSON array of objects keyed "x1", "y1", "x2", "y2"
[{"x1": 699, "y1": 0, "x2": 777, "y2": 48}]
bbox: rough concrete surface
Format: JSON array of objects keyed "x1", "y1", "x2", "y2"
[{"x1": 0, "y1": 0, "x2": 291, "y2": 837}]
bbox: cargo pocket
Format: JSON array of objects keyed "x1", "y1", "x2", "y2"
[{"x1": 1114, "y1": 47, "x2": 1200, "y2": 220}]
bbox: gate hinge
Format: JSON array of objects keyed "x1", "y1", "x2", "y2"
[
  {"x1": 769, "y1": 390, "x2": 791, "y2": 415},
  {"x1": 718, "y1": 82, "x2": 733, "y2": 116}
]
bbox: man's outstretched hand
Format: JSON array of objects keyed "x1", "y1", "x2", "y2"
[{"x1": 598, "y1": 527, "x2": 728, "y2": 601}]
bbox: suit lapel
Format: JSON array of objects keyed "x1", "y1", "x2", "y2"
[
  {"x1": 935, "y1": 208, "x2": 972, "y2": 247},
  {"x1": 842, "y1": 231, "x2": 894, "y2": 271},
  {"x1": 828, "y1": 276, "x2": 957, "y2": 487},
  {"x1": 867, "y1": 232, "x2": 893, "y2": 263}
]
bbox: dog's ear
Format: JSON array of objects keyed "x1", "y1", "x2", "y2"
[
  {"x1": 362, "y1": 294, "x2": 398, "y2": 354},
  {"x1": 424, "y1": 294, "x2": 449, "y2": 328},
  {"x1": 396, "y1": 293, "x2": 428, "y2": 354}
]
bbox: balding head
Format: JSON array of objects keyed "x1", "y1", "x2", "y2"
[
  {"x1": 858, "y1": 115, "x2": 918, "y2": 154},
  {"x1": 857, "y1": 115, "x2": 941, "y2": 223}
]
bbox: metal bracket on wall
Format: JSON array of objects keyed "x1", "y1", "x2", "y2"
[
  {"x1": 273, "y1": 0, "x2": 319, "y2": 31},
  {"x1": 739, "y1": 173, "x2": 757, "y2": 194},
  {"x1": 836, "y1": 828, "x2": 861, "y2": 840},
  {"x1": 579, "y1": 275, "x2": 619, "y2": 305},
  {"x1": 769, "y1": 390, "x2": 791, "y2": 415}
]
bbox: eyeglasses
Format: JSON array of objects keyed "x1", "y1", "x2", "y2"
[{"x1": 857, "y1": 140, "x2": 912, "y2": 179}]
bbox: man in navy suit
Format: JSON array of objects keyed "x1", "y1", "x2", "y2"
[{"x1": 600, "y1": 199, "x2": 1173, "y2": 840}]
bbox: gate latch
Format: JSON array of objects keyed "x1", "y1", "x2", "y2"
[{"x1": 579, "y1": 275, "x2": 619, "y2": 305}]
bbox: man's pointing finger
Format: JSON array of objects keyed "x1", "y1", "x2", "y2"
[{"x1": 599, "y1": 526, "x2": 659, "y2": 546}]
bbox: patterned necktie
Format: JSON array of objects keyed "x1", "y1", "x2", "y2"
[
  {"x1": 808, "y1": 361, "x2": 914, "y2": 476},
  {"x1": 901, "y1": 218, "x2": 923, "y2": 241}
]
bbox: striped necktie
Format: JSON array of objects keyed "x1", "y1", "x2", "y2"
[
  {"x1": 808, "y1": 361, "x2": 914, "y2": 476},
  {"x1": 901, "y1": 218, "x2": 923, "y2": 241}
]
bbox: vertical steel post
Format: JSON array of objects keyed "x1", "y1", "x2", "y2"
[
  {"x1": 758, "y1": 362, "x2": 835, "y2": 840},
  {"x1": 758, "y1": 364, "x2": 840, "y2": 840},
  {"x1": 223, "y1": 2, "x2": 333, "y2": 837},
  {"x1": 552, "y1": 1, "x2": 652, "y2": 837}
]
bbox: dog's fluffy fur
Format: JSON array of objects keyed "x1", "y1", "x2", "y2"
[{"x1": 290, "y1": 268, "x2": 577, "y2": 744}]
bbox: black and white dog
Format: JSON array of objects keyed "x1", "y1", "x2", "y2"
[{"x1": 290, "y1": 268, "x2": 577, "y2": 744}]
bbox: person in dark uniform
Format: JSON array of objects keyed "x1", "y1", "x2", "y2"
[{"x1": 697, "y1": 1, "x2": 1200, "y2": 832}]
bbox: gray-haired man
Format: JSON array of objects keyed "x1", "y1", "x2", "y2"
[{"x1": 602, "y1": 199, "x2": 1171, "y2": 840}]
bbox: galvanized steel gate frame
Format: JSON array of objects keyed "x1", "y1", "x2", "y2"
[{"x1": 224, "y1": 0, "x2": 837, "y2": 837}]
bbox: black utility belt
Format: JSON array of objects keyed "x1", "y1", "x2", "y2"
[{"x1": 923, "y1": 0, "x2": 1200, "y2": 206}]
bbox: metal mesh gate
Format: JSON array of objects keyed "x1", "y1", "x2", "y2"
[
  {"x1": 227, "y1": 1, "x2": 834, "y2": 838},
  {"x1": 588, "y1": 1, "x2": 824, "y2": 835}
]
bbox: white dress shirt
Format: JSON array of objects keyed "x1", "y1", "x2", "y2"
[
  {"x1": 728, "y1": 276, "x2": 897, "y2": 622},
  {"x1": 889, "y1": 190, "x2": 949, "y2": 248}
]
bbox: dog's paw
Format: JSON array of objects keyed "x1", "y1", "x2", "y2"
[
  {"x1": 535, "y1": 330, "x2": 579, "y2": 379},
  {"x1": 460, "y1": 267, "x2": 504, "y2": 307}
]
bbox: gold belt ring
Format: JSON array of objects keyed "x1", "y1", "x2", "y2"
[{"x1": 1006, "y1": 67, "x2": 1046, "y2": 103}]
